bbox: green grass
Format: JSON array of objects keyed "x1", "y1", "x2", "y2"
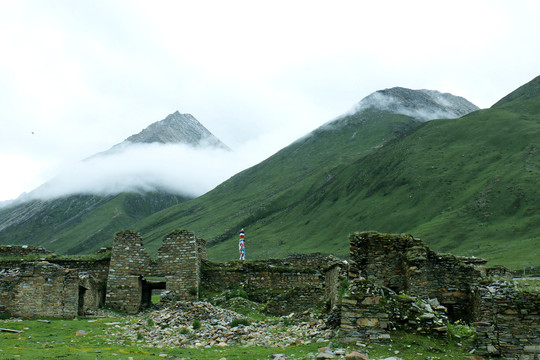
[{"x1": 0, "y1": 317, "x2": 495, "y2": 359}]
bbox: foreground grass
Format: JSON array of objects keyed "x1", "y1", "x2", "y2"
[{"x1": 0, "y1": 316, "x2": 491, "y2": 360}]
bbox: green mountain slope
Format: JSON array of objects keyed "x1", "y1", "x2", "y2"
[
  {"x1": 492, "y1": 75, "x2": 540, "y2": 108},
  {"x1": 0, "y1": 192, "x2": 189, "y2": 254},
  {"x1": 313, "y1": 106, "x2": 540, "y2": 269},
  {"x1": 133, "y1": 110, "x2": 424, "y2": 257},
  {"x1": 135, "y1": 80, "x2": 540, "y2": 270}
]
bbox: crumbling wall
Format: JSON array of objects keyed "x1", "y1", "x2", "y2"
[
  {"x1": 475, "y1": 281, "x2": 540, "y2": 359},
  {"x1": 52, "y1": 258, "x2": 110, "y2": 282},
  {"x1": 2, "y1": 261, "x2": 79, "y2": 318},
  {"x1": 157, "y1": 230, "x2": 206, "y2": 300},
  {"x1": 78, "y1": 274, "x2": 106, "y2": 315},
  {"x1": 349, "y1": 232, "x2": 483, "y2": 321},
  {"x1": 0, "y1": 245, "x2": 53, "y2": 257},
  {"x1": 201, "y1": 254, "x2": 340, "y2": 315},
  {"x1": 105, "y1": 229, "x2": 206, "y2": 314},
  {"x1": 105, "y1": 230, "x2": 152, "y2": 313},
  {"x1": 340, "y1": 278, "x2": 448, "y2": 343}
]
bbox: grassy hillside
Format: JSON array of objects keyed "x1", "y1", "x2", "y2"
[
  {"x1": 0, "y1": 192, "x2": 189, "y2": 254},
  {"x1": 136, "y1": 78, "x2": 540, "y2": 270},
  {"x1": 133, "y1": 111, "x2": 422, "y2": 256}
]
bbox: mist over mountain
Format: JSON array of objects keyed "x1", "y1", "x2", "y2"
[
  {"x1": 0, "y1": 111, "x2": 237, "y2": 253},
  {"x1": 351, "y1": 87, "x2": 479, "y2": 121},
  {"x1": 17, "y1": 112, "x2": 237, "y2": 202}
]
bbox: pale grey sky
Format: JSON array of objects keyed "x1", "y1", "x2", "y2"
[{"x1": 1, "y1": 0, "x2": 539, "y2": 201}]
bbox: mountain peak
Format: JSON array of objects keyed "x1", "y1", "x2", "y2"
[
  {"x1": 354, "y1": 87, "x2": 479, "y2": 121},
  {"x1": 124, "y1": 111, "x2": 230, "y2": 150}
]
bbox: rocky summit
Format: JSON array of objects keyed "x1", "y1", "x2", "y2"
[
  {"x1": 354, "y1": 87, "x2": 479, "y2": 121},
  {"x1": 120, "y1": 111, "x2": 230, "y2": 150}
]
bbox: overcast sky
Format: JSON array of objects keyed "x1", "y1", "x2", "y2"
[{"x1": 1, "y1": 0, "x2": 539, "y2": 202}]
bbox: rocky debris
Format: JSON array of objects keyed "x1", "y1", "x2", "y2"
[
  {"x1": 391, "y1": 294, "x2": 448, "y2": 335},
  {"x1": 105, "y1": 301, "x2": 336, "y2": 349},
  {"x1": 0, "y1": 268, "x2": 21, "y2": 277},
  {"x1": 345, "y1": 351, "x2": 370, "y2": 359}
]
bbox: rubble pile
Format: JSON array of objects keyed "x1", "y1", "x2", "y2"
[{"x1": 105, "y1": 301, "x2": 335, "y2": 349}]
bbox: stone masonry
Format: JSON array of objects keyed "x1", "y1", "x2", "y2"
[
  {"x1": 475, "y1": 281, "x2": 540, "y2": 359},
  {"x1": 342, "y1": 231, "x2": 539, "y2": 359},
  {"x1": 1, "y1": 261, "x2": 79, "y2": 318},
  {"x1": 105, "y1": 229, "x2": 206, "y2": 314},
  {"x1": 348, "y1": 231, "x2": 483, "y2": 321}
]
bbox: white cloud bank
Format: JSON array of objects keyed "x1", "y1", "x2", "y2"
[{"x1": 22, "y1": 142, "x2": 256, "y2": 201}]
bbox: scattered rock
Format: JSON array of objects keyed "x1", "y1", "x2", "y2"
[
  {"x1": 316, "y1": 352, "x2": 335, "y2": 359},
  {"x1": 346, "y1": 351, "x2": 370, "y2": 360}
]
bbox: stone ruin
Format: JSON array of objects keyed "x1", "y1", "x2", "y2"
[
  {"x1": 1, "y1": 230, "x2": 538, "y2": 359},
  {"x1": 341, "y1": 232, "x2": 539, "y2": 360}
]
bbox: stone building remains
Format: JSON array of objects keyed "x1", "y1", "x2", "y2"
[{"x1": 1, "y1": 230, "x2": 538, "y2": 359}]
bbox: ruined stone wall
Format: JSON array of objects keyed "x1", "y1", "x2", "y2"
[
  {"x1": 279, "y1": 253, "x2": 341, "y2": 269},
  {"x1": 0, "y1": 267, "x2": 18, "y2": 317},
  {"x1": 105, "y1": 231, "x2": 153, "y2": 313},
  {"x1": 340, "y1": 278, "x2": 448, "y2": 343},
  {"x1": 105, "y1": 230, "x2": 206, "y2": 314},
  {"x1": 0, "y1": 245, "x2": 53, "y2": 257},
  {"x1": 1, "y1": 261, "x2": 79, "y2": 318},
  {"x1": 324, "y1": 263, "x2": 344, "y2": 309},
  {"x1": 52, "y1": 258, "x2": 110, "y2": 282},
  {"x1": 157, "y1": 230, "x2": 206, "y2": 300},
  {"x1": 340, "y1": 279, "x2": 391, "y2": 343},
  {"x1": 201, "y1": 256, "x2": 339, "y2": 315},
  {"x1": 349, "y1": 232, "x2": 483, "y2": 321},
  {"x1": 475, "y1": 281, "x2": 540, "y2": 360}
]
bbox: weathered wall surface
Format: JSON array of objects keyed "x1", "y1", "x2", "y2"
[
  {"x1": 52, "y1": 258, "x2": 110, "y2": 282},
  {"x1": 0, "y1": 245, "x2": 52, "y2": 257},
  {"x1": 340, "y1": 278, "x2": 449, "y2": 343},
  {"x1": 349, "y1": 231, "x2": 483, "y2": 321},
  {"x1": 157, "y1": 230, "x2": 206, "y2": 300},
  {"x1": 475, "y1": 281, "x2": 540, "y2": 359},
  {"x1": 201, "y1": 255, "x2": 341, "y2": 315},
  {"x1": 345, "y1": 231, "x2": 539, "y2": 359},
  {"x1": 105, "y1": 230, "x2": 206, "y2": 314},
  {"x1": 1, "y1": 261, "x2": 79, "y2": 318}
]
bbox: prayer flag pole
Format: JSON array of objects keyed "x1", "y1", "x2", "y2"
[{"x1": 239, "y1": 228, "x2": 246, "y2": 260}]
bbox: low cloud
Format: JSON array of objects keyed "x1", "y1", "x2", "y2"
[{"x1": 24, "y1": 142, "x2": 254, "y2": 201}]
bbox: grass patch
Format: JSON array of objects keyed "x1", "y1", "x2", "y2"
[{"x1": 0, "y1": 316, "x2": 498, "y2": 359}]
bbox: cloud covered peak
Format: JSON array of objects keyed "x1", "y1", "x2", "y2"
[
  {"x1": 119, "y1": 111, "x2": 230, "y2": 150},
  {"x1": 16, "y1": 112, "x2": 239, "y2": 203},
  {"x1": 355, "y1": 87, "x2": 479, "y2": 121}
]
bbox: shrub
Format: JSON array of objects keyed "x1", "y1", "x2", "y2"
[
  {"x1": 447, "y1": 320, "x2": 475, "y2": 341},
  {"x1": 192, "y1": 319, "x2": 201, "y2": 330},
  {"x1": 0, "y1": 311, "x2": 11, "y2": 320},
  {"x1": 229, "y1": 318, "x2": 251, "y2": 327}
]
